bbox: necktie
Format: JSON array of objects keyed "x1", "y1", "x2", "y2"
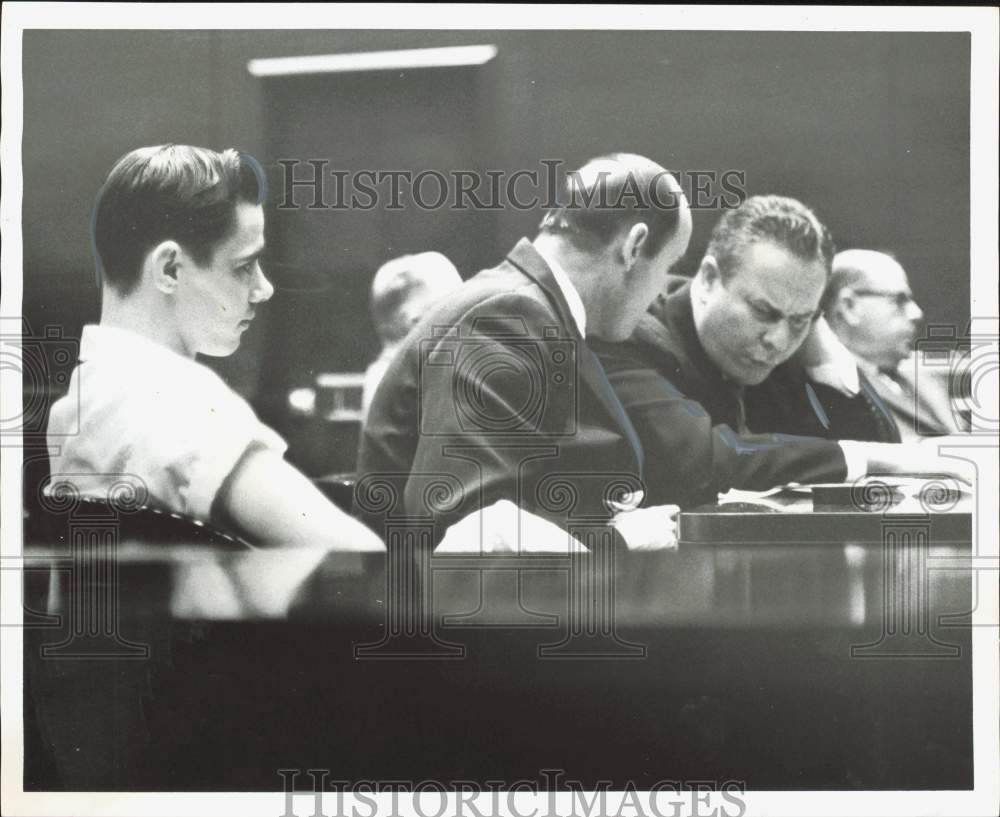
[
  {"x1": 588, "y1": 349, "x2": 645, "y2": 477},
  {"x1": 859, "y1": 379, "x2": 902, "y2": 443},
  {"x1": 878, "y1": 368, "x2": 907, "y2": 396},
  {"x1": 733, "y1": 386, "x2": 750, "y2": 435}
]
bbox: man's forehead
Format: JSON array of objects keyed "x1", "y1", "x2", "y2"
[
  {"x1": 729, "y1": 240, "x2": 826, "y2": 302},
  {"x1": 226, "y1": 203, "x2": 266, "y2": 253},
  {"x1": 836, "y1": 250, "x2": 910, "y2": 292},
  {"x1": 861, "y1": 261, "x2": 910, "y2": 292}
]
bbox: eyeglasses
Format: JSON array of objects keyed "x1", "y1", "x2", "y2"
[{"x1": 851, "y1": 289, "x2": 915, "y2": 310}]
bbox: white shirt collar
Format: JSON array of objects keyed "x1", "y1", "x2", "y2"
[
  {"x1": 854, "y1": 351, "x2": 906, "y2": 385},
  {"x1": 534, "y1": 244, "x2": 587, "y2": 338},
  {"x1": 853, "y1": 353, "x2": 881, "y2": 381},
  {"x1": 79, "y1": 324, "x2": 190, "y2": 366}
]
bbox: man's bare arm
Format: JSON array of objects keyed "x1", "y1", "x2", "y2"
[{"x1": 216, "y1": 446, "x2": 384, "y2": 551}]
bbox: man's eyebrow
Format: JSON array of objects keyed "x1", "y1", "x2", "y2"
[
  {"x1": 749, "y1": 295, "x2": 814, "y2": 321},
  {"x1": 235, "y1": 244, "x2": 266, "y2": 264},
  {"x1": 748, "y1": 295, "x2": 782, "y2": 315}
]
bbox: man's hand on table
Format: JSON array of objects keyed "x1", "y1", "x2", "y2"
[
  {"x1": 858, "y1": 439, "x2": 977, "y2": 485},
  {"x1": 438, "y1": 500, "x2": 587, "y2": 553},
  {"x1": 438, "y1": 500, "x2": 680, "y2": 553},
  {"x1": 611, "y1": 504, "x2": 680, "y2": 551}
]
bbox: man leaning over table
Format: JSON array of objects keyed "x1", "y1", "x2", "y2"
[
  {"x1": 592, "y1": 195, "x2": 971, "y2": 508},
  {"x1": 357, "y1": 153, "x2": 693, "y2": 549}
]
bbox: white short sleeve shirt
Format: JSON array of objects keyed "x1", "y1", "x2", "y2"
[{"x1": 46, "y1": 325, "x2": 287, "y2": 520}]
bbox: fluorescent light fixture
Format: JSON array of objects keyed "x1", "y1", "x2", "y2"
[{"x1": 248, "y1": 45, "x2": 498, "y2": 77}]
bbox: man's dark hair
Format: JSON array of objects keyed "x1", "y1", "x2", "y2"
[
  {"x1": 93, "y1": 144, "x2": 265, "y2": 294},
  {"x1": 706, "y1": 194, "x2": 835, "y2": 281},
  {"x1": 539, "y1": 153, "x2": 682, "y2": 257}
]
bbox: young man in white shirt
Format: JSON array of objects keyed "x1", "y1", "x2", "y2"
[{"x1": 47, "y1": 144, "x2": 382, "y2": 552}]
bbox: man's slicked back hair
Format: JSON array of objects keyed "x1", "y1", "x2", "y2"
[
  {"x1": 93, "y1": 144, "x2": 265, "y2": 294},
  {"x1": 706, "y1": 194, "x2": 835, "y2": 281}
]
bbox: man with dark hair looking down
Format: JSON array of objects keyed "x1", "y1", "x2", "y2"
[{"x1": 593, "y1": 195, "x2": 971, "y2": 508}]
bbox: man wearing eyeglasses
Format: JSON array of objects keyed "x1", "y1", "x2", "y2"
[
  {"x1": 823, "y1": 249, "x2": 967, "y2": 440},
  {"x1": 591, "y1": 196, "x2": 967, "y2": 508}
]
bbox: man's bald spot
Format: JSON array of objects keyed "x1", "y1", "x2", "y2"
[
  {"x1": 825, "y1": 249, "x2": 909, "y2": 313},
  {"x1": 569, "y1": 153, "x2": 683, "y2": 205},
  {"x1": 833, "y1": 249, "x2": 906, "y2": 287}
]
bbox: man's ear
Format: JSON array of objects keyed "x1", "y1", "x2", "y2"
[
  {"x1": 694, "y1": 255, "x2": 722, "y2": 302},
  {"x1": 620, "y1": 222, "x2": 650, "y2": 275},
  {"x1": 148, "y1": 241, "x2": 182, "y2": 294},
  {"x1": 832, "y1": 287, "x2": 861, "y2": 326}
]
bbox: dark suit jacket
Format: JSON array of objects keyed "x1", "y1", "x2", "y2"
[
  {"x1": 356, "y1": 239, "x2": 644, "y2": 544},
  {"x1": 591, "y1": 278, "x2": 900, "y2": 508},
  {"x1": 861, "y1": 355, "x2": 966, "y2": 440}
]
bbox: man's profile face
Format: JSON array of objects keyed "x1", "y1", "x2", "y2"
[
  {"x1": 614, "y1": 202, "x2": 693, "y2": 342},
  {"x1": 175, "y1": 202, "x2": 273, "y2": 357},
  {"x1": 845, "y1": 261, "x2": 923, "y2": 370},
  {"x1": 696, "y1": 240, "x2": 827, "y2": 386}
]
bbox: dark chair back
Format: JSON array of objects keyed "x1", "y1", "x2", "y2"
[
  {"x1": 23, "y1": 485, "x2": 252, "y2": 789},
  {"x1": 26, "y1": 478, "x2": 253, "y2": 551}
]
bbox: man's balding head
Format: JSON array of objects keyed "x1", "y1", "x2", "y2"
[
  {"x1": 825, "y1": 249, "x2": 907, "y2": 308},
  {"x1": 539, "y1": 153, "x2": 687, "y2": 259},
  {"x1": 825, "y1": 249, "x2": 924, "y2": 370},
  {"x1": 370, "y1": 251, "x2": 463, "y2": 347},
  {"x1": 535, "y1": 153, "x2": 692, "y2": 342}
]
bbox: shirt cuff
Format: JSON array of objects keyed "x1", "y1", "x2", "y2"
[
  {"x1": 837, "y1": 440, "x2": 868, "y2": 482},
  {"x1": 805, "y1": 344, "x2": 861, "y2": 397}
]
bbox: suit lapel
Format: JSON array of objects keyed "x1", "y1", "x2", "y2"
[
  {"x1": 504, "y1": 238, "x2": 643, "y2": 474},
  {"x1": 867, "y1": 372, "x2": 915, "y2": 419},
  {"x1": 638, "y1": 281, "x2": 743, "y2": 425},
  {"x1": 504, "y1": 238, "x2": 580, "y2": 335},
  {"x1": 577, "y1": 347, "x2": 645, "y2": 474},
  {"x1": 895, "y1": 361, "x2": 957, "y2": 432}
]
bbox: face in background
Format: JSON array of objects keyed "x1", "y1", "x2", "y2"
[
  {"x1": 173, "y1": 201, "x2": 273, "y2": 357},
  {"x1": 391, "y1": 282, "x2": 451, "y2": 341},
  {"x1": 372, "y1": 251, "x2": 463, "y2": 349},
  {"x1": 834, "y1": 255, "x2": 924, "y2": 371},
  {"x1": 695, "y1": 240, "x2": 827, "y2": 385}
]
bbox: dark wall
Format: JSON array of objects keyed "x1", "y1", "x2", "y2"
[{"x1": 22, "y1": 30, "x2": 970, "y2": 412}]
